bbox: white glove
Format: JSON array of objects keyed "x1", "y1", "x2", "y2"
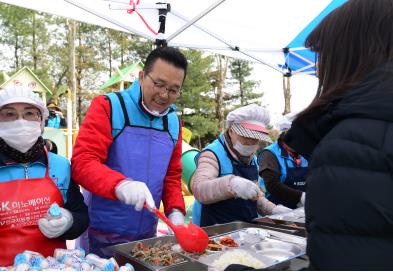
[
  {"x1": 115, "y1": 179, "x2": 155, "y2": 211},
  {"x1": 168, "y1": 209, "x2": 185, "y2": 225},
  {"x1": 297, "y1": 192, "x2": 306, "y2": 207},
  {"x1": 272, "y1": 204, "x2": 292, "y2": 215},
  {"x1": 167, "y1": 209, "x2": 185, "y2": 235},
  {"x1": 230, "y1": 176, "x2": 259, "y2": 200},
  {"x1": 301, "y1": 192, "x2": 306, "y2": 206},
  {"x1": 38, "y1": 208, "x2": 73, "y2": 238}
]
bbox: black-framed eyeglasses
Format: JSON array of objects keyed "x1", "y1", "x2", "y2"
[{"x1": 146, "y1": 74, "x2": 181, "y2": 98}]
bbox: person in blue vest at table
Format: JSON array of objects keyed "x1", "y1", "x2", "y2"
[
  {"x1": 191, "y1": 104, "x2": 292, "y2": 227},
  {"x1": 257, "y1": 112, "x2": 308, "y2": 209},
  {"x1": 71, "y1": 47, "x2": 187, "y2": 257},
  {"x1": 45, "y1": 101, "x2": 66, "y2": 129},
  {"x1": 0, "y1": 87, "x2": 89, "y2": 266}
]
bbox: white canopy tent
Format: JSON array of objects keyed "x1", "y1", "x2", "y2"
[{"x1": 0, "y1": 0, "x2": 345, "y2": 75}]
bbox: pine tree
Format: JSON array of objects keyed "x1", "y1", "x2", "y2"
[
  {"x1": 228, "y1": 59, "x2": 263, "y2": 108},
  {"x1": 176, "y1": 50, "x2": 218, "y2": 149}
]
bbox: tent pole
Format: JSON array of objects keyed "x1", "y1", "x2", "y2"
[
  {"x1": 167, "y1": 0, "x2": 226, "y2": 42},
  {"x1": 106, "y1": 1, "x2": 166, "y2": 10},
  {"x1": 155, "y1": 3, "x2": 170, "y2": 47},
  {"x1": 66, "y1": 89, "x2": 73, "y2": 159},
  {"x1": 65, "y1": 0, "x2": 155, "y2": 42},
  {"x1": 169, "y1": 10, "x2": 283, "y2": 73},
  {"x1": 169, "y1": 9, "x2": 235, "y2": 48},
  {"x1": 237, "y1": 49, "x2": 283, "y2": 73},
  {"x1": 168, "y1": 43, "x2": 282, "y2": 52},
  {"x1": 292, "y1": 64, "x2": 315, "y2": 75},
  {"x1": 282, "y1": 73, "x2": 292, "y2": 115},
  {"x1": 290, "y1": 51, "x2": 315, "y2": 66}
]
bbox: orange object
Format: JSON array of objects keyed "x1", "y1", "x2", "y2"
[
  {"x1": 219, "y1": 236, "x2": 239, "y2": 247},
  {"x1": 144, "y1": 204, "x2": 209, "y2": 253}
]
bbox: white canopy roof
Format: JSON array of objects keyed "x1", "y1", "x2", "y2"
[{"x1": 1, "y1": 0, "x2": 345, "y2": 75}]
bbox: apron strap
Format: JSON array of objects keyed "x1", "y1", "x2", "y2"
[
  {"x1": 163, "y1": 115, "x2": 169, "y2": 132},
  {"x1": 43, "y1": 146, "x2": 51, "y2": 178},
  {"x1": 115, "y1": 92, "x2": 131, "y2": 126}
]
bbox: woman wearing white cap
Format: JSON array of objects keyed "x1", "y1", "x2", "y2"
[
  {"x1": 0, "y1": 87, "x2": 89, "y2": 266},
  {"x1": 191, "y1": 104, "x2": 291, "y2": 227},
  {"x1": 257, "y1": 112, "x2": 308, "y2": 209}
]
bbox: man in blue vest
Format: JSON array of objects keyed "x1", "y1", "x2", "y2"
[
  {"x1": 258, "y1": 112, "x2": 308, "y2": 209},
  {"x1": 71, "y1": 47, "x2": 187, "y2": 257}
]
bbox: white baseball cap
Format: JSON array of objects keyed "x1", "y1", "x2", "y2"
[
  {"x1": 226, "y1": 104, "x2": 272, "y2": 143},
  {"x1": 0, "y1": 86, "x2": 49, "y2": 126}
]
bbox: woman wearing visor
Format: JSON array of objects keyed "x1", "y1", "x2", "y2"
[{"x1": 191, "y1": 104, "x2": 291, "y2": 227}]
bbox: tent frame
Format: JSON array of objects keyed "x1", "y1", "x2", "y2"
[{"x1": 66, "y1": 0, "x2": 290, "y2": 73}]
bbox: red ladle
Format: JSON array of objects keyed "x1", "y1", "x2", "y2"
[{"x1": 145, "y1": 204, "x2": 209, "y2": 253}]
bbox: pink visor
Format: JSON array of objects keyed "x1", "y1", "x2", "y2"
[{"x1": 240, "y1": 122, "x2": 269, "y2": 134}]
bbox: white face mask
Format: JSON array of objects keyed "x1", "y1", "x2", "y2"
[
  {"x1": 141, "y1": 99, "x2": 170, "y2": 117},
  {"x1": 140, "y1": 87, "x2": 170, "y2": 117},
  {"x1": 233, "y1": 142, "x2": 259, "y2": 156},
  {"x1": 0, "y1": 120, "x2": 41, "y2": 153}
]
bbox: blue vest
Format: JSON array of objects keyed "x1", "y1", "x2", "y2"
[
  {"x1": 259, "y1": 142, "x2": 308, "y2": 208},
  {"x1": 87, "y1": 80, "x2": 180, "y2": 254},
  {"x1": 196, "y1": 134, "x2": 260, "y2": 227},
  {"x1": 0, "y1": 152, "x2": 70, "y2": 203},
  {"x1": 47, "y1": 115, "x2": 61, "y2": 129}
]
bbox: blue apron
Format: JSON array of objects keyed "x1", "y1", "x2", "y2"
[
  {"x1": 268, "y1": 158, "x2": 307, "y2": 209},
  {"x1": 200, "y1": 137, "x2": 258, "y2": 227},
  {"x1": 85, "y1": 90, "x2": 177, "y2": 257}
]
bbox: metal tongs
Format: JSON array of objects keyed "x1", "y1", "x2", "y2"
[{"x1": 265, "y1": 230, "x2": 307, "y2": 246}]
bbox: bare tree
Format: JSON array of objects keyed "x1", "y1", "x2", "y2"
[
  {"x1": 282, "y1": 74, "x2": 291, "y2": 114},
  {"x1": 214, "y1": 55, "x2": 229, "y2": 132},
  {"x1": 67, "y1": 19, "x2": 78, "y2": 129}
]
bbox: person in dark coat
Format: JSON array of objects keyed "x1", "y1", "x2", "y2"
[{"x1": 284, "y1": 0, "x2": 393, "y2": 270}]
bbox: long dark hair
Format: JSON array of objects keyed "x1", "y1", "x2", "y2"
[{"x1": 298, "y1": 0, "x2": 393, "y2": 119}]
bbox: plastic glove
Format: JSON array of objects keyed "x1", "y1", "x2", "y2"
[
  {"x1": 38, "y1": 208, "x2": 73, "y2": 238},
  {"x1": 168, "y1": 209, "x2": 185, "y2": 225},
  {"x1": 230, "y1": 176, "x2": 259, "y2": 200},
  {"x1": 115, "y1": 179, "x2": 155, "y2": 211},
  {"x1": 167, "y1": 208, "x2": 185, "y2": 235},
  {"x1": 272, "y1": 204, "x2": 292, "y2": 215},
  {"x1": 297, "y1": 192, "x2": 306, "y2": 207}
]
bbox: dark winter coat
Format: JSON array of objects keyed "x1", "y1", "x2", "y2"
[{"x1": 284, "y1": 62, "x2": 393, "y2": 270}]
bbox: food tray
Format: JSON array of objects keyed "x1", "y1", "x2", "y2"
[
  {"x1": 108, "y1": 222, "x2": 307, "y2": 271},
  {"x1": 251, "y1": 239, "x2": 303, "y2": 262},
  {"x1": 253, "y1": 216, "x2": 306, "y2": 229},
  {"x1": 253, "y1": 208, "x2": 307, "y2": 232},
  {"x1": 198, "y1": 249, "x2": 277, "y2": 270},
  {"x1": 108, "y1": 235, "x2": 208, "y2": 271},
  {"x1": 187, "y1": 228, "x2": 305, "y2": 270},
  {"x1": 202, "y1": 221, "x2": 299, "y2": 236},
  {"x1": 267, "y1": 207, "x2": 305, "y2": 224},
  {"x1": 212, "y1": 227, "x2": 269, "y2": 246}
]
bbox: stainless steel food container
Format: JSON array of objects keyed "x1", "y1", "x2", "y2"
[{"x1": 108, "y1": 221, "x2": 308, "y2": 271}]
